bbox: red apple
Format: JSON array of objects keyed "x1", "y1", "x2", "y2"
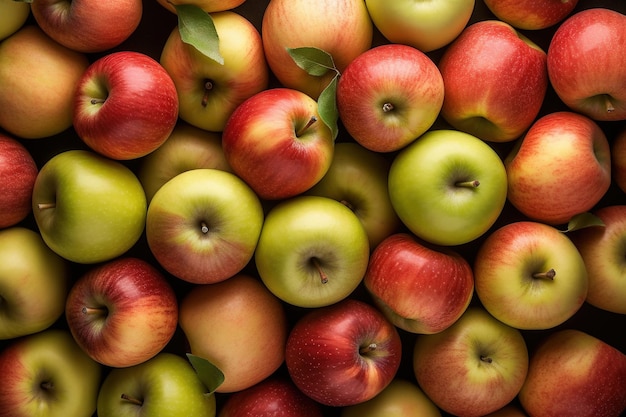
[
  {"x1": 0, "y1": 133, "x2": 38, "y2": 228},
  {"x1": 73, "y1": 51, "x2": 179, "y2": 160},
  {"x1": 612, "y1": 126, "x2": 626, "y2": 194},
  {"x1": 483, "y1": 0, "x2": 578, "y2": 30}
]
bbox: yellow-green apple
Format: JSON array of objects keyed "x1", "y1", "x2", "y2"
[
  {"x1": 254, "y1": 195, "x2": 370, "y2": 308},
  {"x1": 413, "y1": 307, "x2": 529, "y2": 417},
  {"x1": 222, "y1": 88, "x2": 334, "y2": 200},
  {"x1": 0, "y1": 25, "x2": 89, "y2": 139},
  {"x1": 505, "y1": 111, "x2": 612, "y2": 225},
  {"x1": 31, "y1": 149, "x2": 147, "y2": 264},
  {"x1": 364, "y1": 233, "x2": 474, "y2": 334},
  {"x1": 156, "y1": 0, "x2": 246, "y2": 14},
  {"x1": 217, "y1": 377, "x2": 324, "y2": 417},
  {"x1": 97, "y1": 352, "x2": 217, "y2": 417},
  {"x1": 483, "y1": 0, "x2": 578, "y2": 30},
  {"x1": 0, "y1": 227, "x2": 68, "y2": 340},
  {"x1": 65, "y1": 257, "x2": 178, "y2": 368},
  {"x1": 73, "y1": 51, "x2": 179, "y2": 160},
  {"x1": 0, "y1": 329, "x2": 102, "y2": 417},
  {"x1": 547, "y1": 8, "x2": 626, "y2": 121},
  {"x1": 612, "y1": 127, "x2": 626, "y2": 193},
  {"x1": 138, "y1": 122, "x2": 232, "y2": 203},
  {"x1": 146, "y1": 168, "x2": 264, "y2": 285},
  {"x1": 261, "y1": 0, "x2": 373, "y2": 99},
  {"x1": 160, "y1": 11, "x2": 268, "y2": 133},
  {"x1": 178, "y1": 274, "x2": 288, "y2": 393},
  {"x1": 474, "y1": 221, "x2": 589, "y2": 330},
  {"x1": 438, "y1": 20, "x2": 548, "y2": 143},
  {"x1": 519, "y1": 329, "x2": 626, "y2": 417},
  {"x1": 569, "y1": 205, "x2": 626, "y2": 314},
  {"x1": 285, "y1": 299, "x2": 402, "y2": 407},
  {"x1": 340, "y1": 378, "x2": 442, "y2": 417},
  {"x1": 305, "y1": 142, "x2": 401, "y2": 249},
  {"x1": 30, "y1": 0, "x2": 142, "y2": 53},
  {"x1": 388, "y1": 129, "x2": 508, "y2": 246},
  {"x1": 0, "y1": 133, "x2": 38, "y2": 228},
  {"x1": 0, "y1": 0, "x2": 30, "y2": 41},
  {"x1": 336, "y1": 44, "x2": 444, "y2": 153}
]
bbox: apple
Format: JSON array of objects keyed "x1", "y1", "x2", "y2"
[
  {"x1": 31, "y1": 149, "x2": 147, "y2": 264},
  {"x1": 336, "y1": 43, "x2": 445, "y2": 153},
  {"x1": 73, "y1": 50, "x2": 179, "y2": 160},
  {"x1": 0, "y1": 329, "x2": 102, "y2": 417},
  {"x1": 612, "y1": 127, "x2": 626, "y2": 193},
  {"x1": 222, "y1": 88, "x2": 334, "y2": 200},
  {"x1": 0, "y1": 133, "x2": 38, "y2": 228},
  {"x1": 156, "y1": 0, "x2": 246, "y2": 14},
  {"x1": 217, "y1": 377, "x2": 324, "y2": 417},
  {"x1": 285, "y1": 298, "x2": 402, "y2": 407},
  {"x1": 178, "y1": 274, "x2": 288, "y2": 393},
  {"x1": 364, "y1": 232, "x2": 474, "y2": 334},
  {"x1": 547, "y1": 7, "x2": 626, "y2": 121},
  {"x1": 30, "y1": 0, "x2": 142, "y2": 53},
  {"x1": 261, "y1": 0, "x2": 373, "y2": 99},
  {"x1": 519, "y1": 329, "x2": 626, "y2": 417},
  {"x1": 438, "y1": 19, "x2": 548, "y2": 143},
  {"x1": 388, "y1": 129, "x2": 508, "y2": 246},
  {"x1": 364, "y1": 0, "x2": 474, "y2": 52},
  {"x1": 505, "y1": 111, "x2": 612, "y2": 225},
  {"x1": 146, "y1": 168, "x2": 264, "y2": 285},
  {"x1": 160, "y1": 10, "x2": 268, "y2": 133},
  {"x1": 65, "y1": 257, "x2": 178, "y2": 368},
  {"x1": 138, "y1": 122, "x2": 232, "y2": 203},
  {"x1": 305, "y1": 141, "x2": 401, "y2": 249},
  {"x1": 254, "y1": 195, "x2": 370, "y2": 308},
  {"x1": 0, "y1": 25, "x2": 89, "y2": 139},
  {"x1": 483, "y1": 0, "x2": 578, "y2": 30},
  {"x1": 474, "y1": 221, "x2": 589, "y2": 330},
  {"x1": 340, "y1": 378, "x2": 442, "y2": 417},
  {"x1": 413, "y1": 307, "x2": 529, "y2": 417},
  {"x1": 97, "y1": 352, "x2": 217, "y2": 417},
  {"x1": 0, "y1": 227, "x2": 68, "y2": 340},
  {"x1": 0, "y1": 0, "x2": 30, "y2": 41}
]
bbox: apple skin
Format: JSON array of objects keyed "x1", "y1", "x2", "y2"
[
  {"x1": 388, "y1": 129, "x2": 508, "y2": 246},
  {"x1": 336, "y1": 44, "x2": 445, "y2": 153},
  {"x1": 474, "y1": 221, "x2": 589, "y2": 330},
  {"x1": 482, "y1": 405, "x2": 529, "y2": 417},
  {"x1": 65, "y1": 257, "x2": 179, "y2": 368},
  {"x1": 438, "y1": 20, "x2": 548, "y2": 143},
  {"x1": 0, "y1": 25, "x2": 89, "y2": 139},
  {"x1": 505, "y1": 111, "x2": 612, "y2": 225},
  {"x1": 0, "y1": 133, "x2": 38, "y2": 228},
  {"x1": 519, "y1": 329, "x2": 626, "y2": 417},
  {"x1": 0, "y1": 329, "x2": 102, "y2": 417},
  {"x1": 612, "y1": 127, "x2": 626, "y2": 193},
  {"x1": 364, "y1": 233, "x2": 474, "y2": 334},
  {"x1": 178, "y1": 274, "x2": 288, "y2": 393},
  {"x1": 483, "y1": 0, "x2": 578, "y2": 30},
  {"x1": 73, "y1": 51, "x2": 179, "y2": 160},
  {"x1": 157, "y1": 0, "x2": 246, "y2": 14},
  {"x1": 160, "y1": 10, "x2": 269, "y2": 133},
  {"x1": 413, "y1": 307, "x2": 529, "y2": 417},
  {"x1": 31, "y1": 149, "x2": 147, "y2": 264},
  {"x1": 261, "y1": 0, "x2": 373, "y2": 99},
  {"x1": 0, "y1": 227, "x2": 68, "y2": 340},
  {"x1": 222, "y1": 88, "x2": 334, "y2": 200},
  {"x1": 146, "y1": 168, "x2": 264, "y2": 285},
  {"x1": 547, "y1": 7, "x2": 626, "y2": 121},
  {"x1": 569, "y1": 205, "x2": 626, "y2": 314},
  {"x1": 0, "y1": 0, "x2": 30, "y2": 41},
  {"x1": 285, "y1": 298, "x2": 402, "y2": 407},
  {"x1": 31, "y1": 0, "x2": 142, "y2": 53},
  {"x1": 97, "y1": 352, "x2": 217, "y2": 417}
]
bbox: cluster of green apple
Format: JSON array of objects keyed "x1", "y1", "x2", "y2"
[{"x1": 1, "y1": 0, "x2": 626, "y2": 416}]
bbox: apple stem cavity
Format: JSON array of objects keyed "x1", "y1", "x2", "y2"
[
  {"x1": 90, "y1": 98, "x2": 106, "y2": 105},
  {"x1": 480, "y1": 355, "x2": 493, "y2": 364},
  {"x1": 37, "y1": 202, "x2": 56, "y2": 210},
  {"x1": 359, "y1": 343, "x2": 378, "y2": 354},
  {"x1": 296, "y1": 116, "x2": 318, "y2": 137},
  {"x1": 339, "y1": 199, "x2": 355, "y2": 212},
  {"x1": 310, "y1": 257, "x2": 329, "y2": 284},
  {"x1": 200, "y1": 221, "x2": 209, "y2": 234},
  {"x1": 382, "y1": 102, "x2": 394, "y2": 112},
  {"x1": 201, "y1": 79, "x2": 214, "y2": 107},
  {"x1": 532, "y1": 269, "x2": 556, "y2": 280},
  {"x1": 121, "y1": 393, "x2": 144, "y2": 406},
  {"x1": 455, "y1": 180, "x2": 480, "y2": 188}
]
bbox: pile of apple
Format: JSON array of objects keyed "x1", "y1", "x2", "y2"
[{"x1": 1, "y1": 0, "x2": 626, "y2": 416}]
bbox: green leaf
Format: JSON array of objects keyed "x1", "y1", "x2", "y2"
[
  {"x1": 562, "y1": 212, "x2": 605, "y2": 233},
  {"x1": 287, "y1": 47, "x2": 337, "y2": 77},
  {"x1": 175, "y1": 4, "x2": 224, "y2": 65},
  {"x1": 318, "y1": 73, "x2": 339, "y2": 140},
  {"x1": 186, "y1": 353, "x2": 224, "y2": 394}
]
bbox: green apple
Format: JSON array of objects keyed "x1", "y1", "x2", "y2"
[
  {"x1": 0, "y1": 329, "x2": 102, "y2": 417},
  {"x1": 31, "y1": 149, "x2": 147, "y2": 264},
  {"x1": 97, "y1": 352, "x2": 217, "y2": 417},
  {"x1": 0, "y1": 0, "x2": 30, "y2": 41},
  {"x1": 255, "y1": 195, "x2": 370, "y2": 308},
  {"x1": 0, "y1": 227, "x2": 68, "y2": 340},
  {"x1": 388, "y1": 129, "x2": 508, "y2": 246}
]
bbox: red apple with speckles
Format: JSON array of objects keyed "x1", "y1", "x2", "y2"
[{"x1": 0, "y1": 133, "x2": 38, "y2": 228}]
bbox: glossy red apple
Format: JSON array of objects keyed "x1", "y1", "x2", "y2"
[
  {"x1": 0, "y1": 133, "x2": 38, "y2": 228},
  {"x1": 483, "y1": 0, "x2": 578, "y2": 30}
]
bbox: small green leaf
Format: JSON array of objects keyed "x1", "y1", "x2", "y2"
[
  {"x1": 562, "y1": 212, "x2": 605, "y2": 233},
  {"x1": 186, "y1": 353, "x2": 224, "y2": 394},
  {"x1": 287, "y1": 47, "x2": 337, "y2": 77},
  {"x1": 318, "y1": 74, "x2": 339, "y2": 140},
  {"x1": 175, "y1": 4, "x2": 224, "y2": 65}
]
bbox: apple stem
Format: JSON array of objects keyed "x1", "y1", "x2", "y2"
[
  {"x1": 359, "y1": 343, "x2": 378, "y2": 354},
  {"x1": 532, "y1": 269, "x2": 556, "y2": 280},
  {"x1": 200, "y1": 221, "x2": 209, "y2": 234},
  {"x1": 382, "y1": 102, "x2": 394, "y2": 113},
  {"x1": 121, "y1": 393, "x2": 144, "y2": 406},
  {"x1": 455, "y1": 180, "x2": 480, "y2": 188},
  {"x1": 605, "y1": 95, "x2": 615, "y2": 113},
  {"x1": 90, "y1": 98, "x2": 106, "y2": 105},
  {"x1": 480, "y1": 355, "x2": 493, "y2": 364},
  {"x1": 296, "y1": 116, "x2": 318, "y2": 137},
  {"x1": 310, "y1": 257, "x2": 329, "y2": 284},
  {"x1": 201, "y1": 79, "x2": 214, "y2": 107},
  {"x1": 82, "y1": 306, "x2": 107, "y2": 315},
  {"x1": 37, "y1": 202, "x2": 56, "y2": 210}
]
